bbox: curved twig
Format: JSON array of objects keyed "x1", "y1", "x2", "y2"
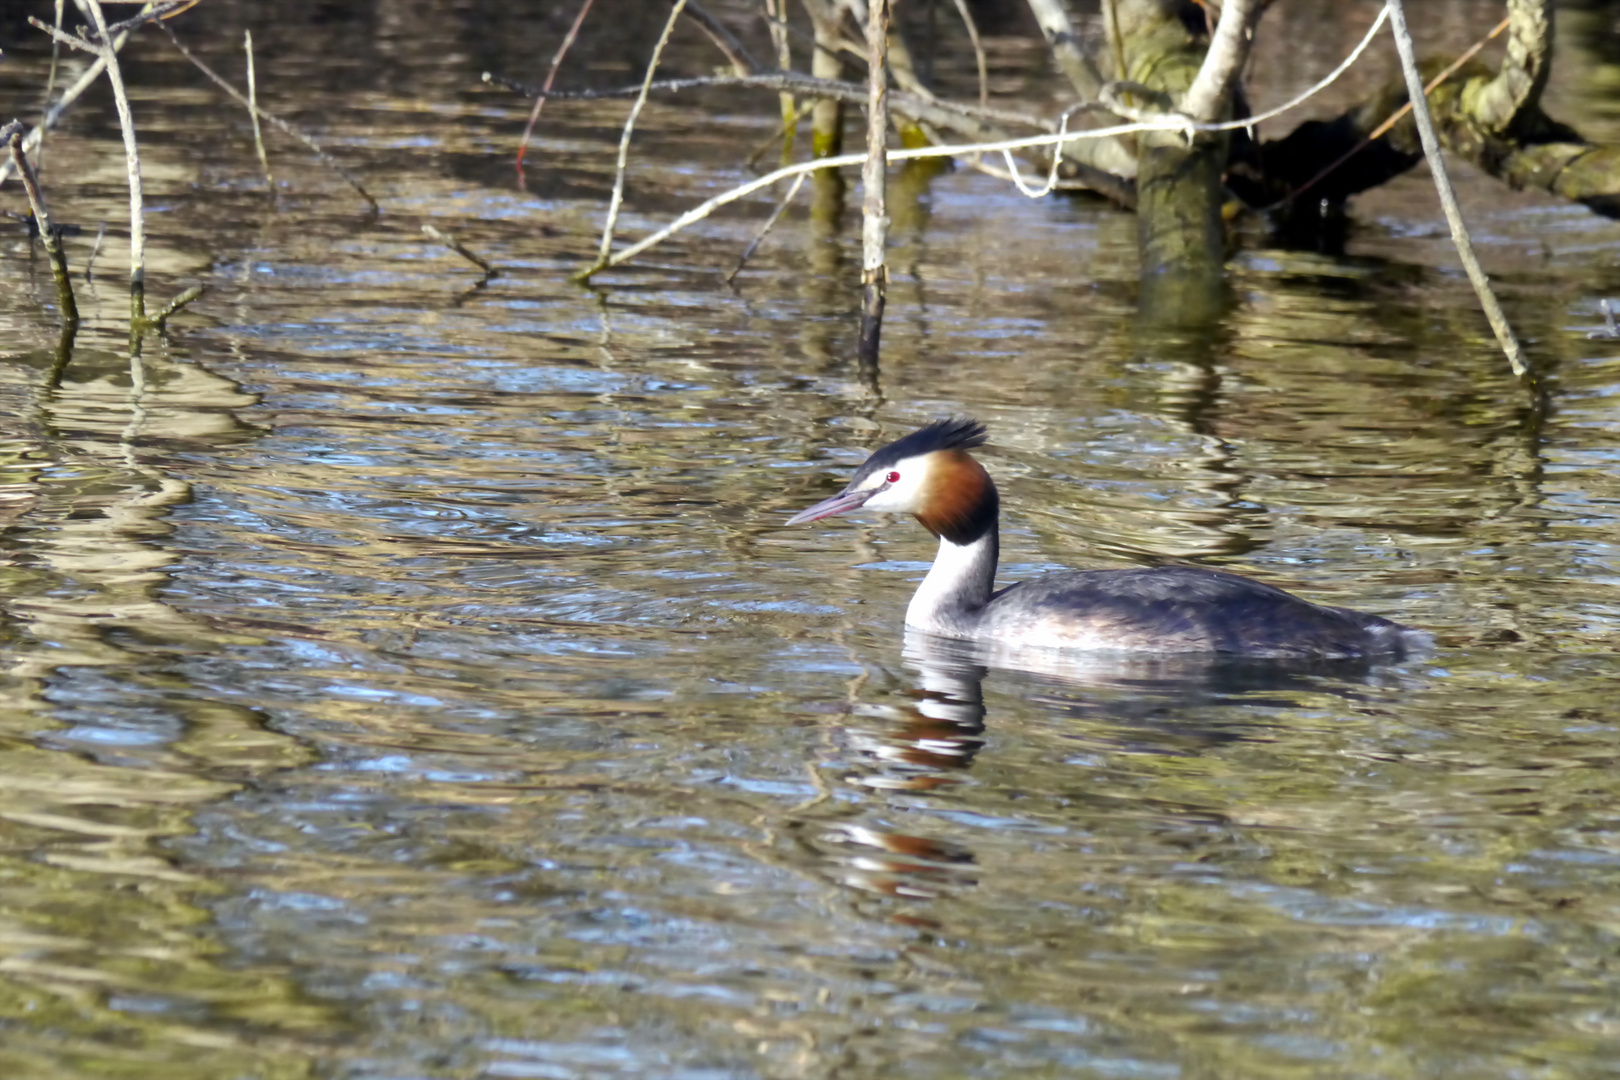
[{"x1": 947, "y1": 0, "x2": 988, "y2": 112}]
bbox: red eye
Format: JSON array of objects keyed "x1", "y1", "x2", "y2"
[{"x1": 886, "y1": 470, "x2": 901, "y2": 484}]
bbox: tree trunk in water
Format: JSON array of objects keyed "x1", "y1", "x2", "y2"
[{"x1": 1115, "y1": 0, "x2": 1227, "y2": 324}]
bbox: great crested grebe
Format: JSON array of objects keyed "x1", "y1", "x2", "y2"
[{"x1": 787, "y1": 418, "x2": 1428, "y2": 658}]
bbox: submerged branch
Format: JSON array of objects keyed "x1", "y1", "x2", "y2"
[{"x1": 423, "y1": 224, "x2": 496, "y2": 278}]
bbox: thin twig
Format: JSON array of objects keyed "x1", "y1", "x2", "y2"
[
  {"x1": 39, "y1": 0, "x2": 66, "y2": 170},
  {"x1": 515, "y1": 0, "x2": 596, "y2": 171},
  {"x1": 26, "y1": 16, "x2": 104, "y2": 56},
  {"x1": 683, "y1": 0, "x2": 760, "y2": 74},
  {"x1": 947, "y1": 0, "x2": 987, "y2": 113},
  {"x1": 244, "y1": 30, "x2": 273, "y2": 190},
  {"x1": 142, "y1": 283, "x2": 204, "y2": 327},
  {"x1": 7, "y1": 125, "x2": 79, "y2": 324},
  {"x1": 75, "y1": 0, "x2": 147, "y2": 316},
  {"x1": 1384, "y1": 0, "x2": 1526, "y2": 381},
  {"x1": 84, "y1": 222, "x2": 106, "y2": 280},
  {"x1": 423, "y1": 224, "x2": 496, "y2": 277},
  {"x1": 578, "y1": 0, "x2": 688, "y2": 281},
  {"x1": 744, "y1": 101, "x2": 815, "y2": 169},
  {"x1": 160, "y1": 24, "x2": 378, "y2": 212},
  {"x1": 82, "y1": 0, "x2": 195, "y2": 45},
  {"x1": 722, "y1": 172, "x2": 805, "y2": 283}
]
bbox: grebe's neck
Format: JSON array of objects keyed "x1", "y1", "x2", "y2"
[{"x1": 905, "y1": 474, "x2": 999, "y2": 637}]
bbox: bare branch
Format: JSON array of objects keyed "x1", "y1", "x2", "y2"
[
  {"x1": 762, "y1": 0, "x2": 796, "y2": 157},
  {"x1": 75, "y1": 0, "x2": 148, "y2": 315},
  {"x1": 1024, "y1": 0, "x2": 1106, "y2": 100},
  {"x1": 483, "y1": 69, "x2": 1050, "y2": 133},
  {"x1": 683, "y1": 0, "x2": 760, "y2": 75},
  {"x1": 1180, "y1": 0, "x2": 1267, "y2": 124},
  {"x1": 516, "y1": 0, "x2": 596, "y2": 170},
  {"x1": 8, "y1": 126, "x2": 79, "y2": 324},
  {"x1": 858, "y1": 0, "x2": 889, "y2": 365},
  {"x1": 423, "y1": 224, "x2": 496, "y2": 278},
  {"x1": 947, "y1": 0, "x2": 988, "y2": 112},
  {"x1": 142, "y1": 283, "x2": 204, "y2": 328},
  {"x1": 244, "y1": 30, "x2": 272, "y2": 190},
  {"x1": 82, "y1": 0, "x2": 194, "y2": 44},
  {"x1": 578, "y1": 0, "x2": 688, "y2": 280},
  {"x1": 1384, "y1": 0, "x2": 1527, "y2": 381},
  {"x1": 723, "y1": 172, "x2": 805, "y2": 283}
]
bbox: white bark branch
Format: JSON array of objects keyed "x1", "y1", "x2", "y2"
[{"x1": 1179, "y1": 0, "x2": 1266, "y2": 124}]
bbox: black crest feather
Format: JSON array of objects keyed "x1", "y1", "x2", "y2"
[{"x1": 851, "y1": 417, "x2": 988, "y2": 484}]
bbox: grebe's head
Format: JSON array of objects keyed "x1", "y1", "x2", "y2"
[{"x1": 786, "y1": 417, "x2": 997, "y2": 542}]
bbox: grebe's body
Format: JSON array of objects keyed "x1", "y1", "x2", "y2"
[{"x1": 788, "y1": 418, "x2": 1427, "y2": 659}]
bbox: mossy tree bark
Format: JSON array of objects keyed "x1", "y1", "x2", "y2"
[{"x1": 1111, "y1": 0, "x2": 1263, "y2": 324}]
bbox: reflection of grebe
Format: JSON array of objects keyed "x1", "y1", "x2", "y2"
[{"x1": 789, "y1": 418, "x2": 1428, "y2": 659}]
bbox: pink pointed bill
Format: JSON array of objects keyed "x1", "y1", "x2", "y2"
[{"x1": 786, "y1": 487, "x2": 876, "y2": 525}]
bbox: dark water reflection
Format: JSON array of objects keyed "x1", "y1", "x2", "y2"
[{"x1": 5, "y1": 0, "x2": 1620, "y2": 1076}]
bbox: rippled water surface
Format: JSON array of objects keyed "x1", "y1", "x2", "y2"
[{"x1": 5, "y1": 1, "x2": 1620, "y2": 1077}]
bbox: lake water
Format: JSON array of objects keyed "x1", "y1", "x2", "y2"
[{"x1": 3, "y1": 1, "x2": 1620, "y2": 1076}]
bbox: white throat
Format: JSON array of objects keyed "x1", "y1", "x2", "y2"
[{"x1": 904, "y1": 525, "x2": 999, "y2": 638}]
